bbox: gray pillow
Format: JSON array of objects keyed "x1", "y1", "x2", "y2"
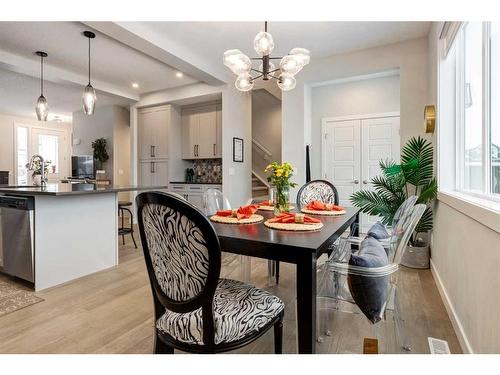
[
  {"x1": 367, "y1": 222, "x2": 390, "y2": 240},
  {"x1": 348, "y1": 237, "x2": 390, "y2": 323}
]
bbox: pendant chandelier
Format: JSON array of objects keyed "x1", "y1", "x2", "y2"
[
  {"x1": 35, "y1": 51, "x2": 49, "y2": 121},
  {"x1": 82, "y1": 31, "x2": 97, "y2": 115},
  {"x1": 223, "y1": 22, "x2": 310, "y2": 92}
]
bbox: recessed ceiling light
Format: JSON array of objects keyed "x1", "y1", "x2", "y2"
[
  {"x1": 132, "y1": 83, "x2": 139, "y2": 88},
  {"x1": 175, "y1": 72, "x2": 184, "y2": 78}
]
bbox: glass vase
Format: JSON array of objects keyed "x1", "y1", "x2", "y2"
[{"x1": 272, "y1": 186, "x2": 290, "y2": 215}]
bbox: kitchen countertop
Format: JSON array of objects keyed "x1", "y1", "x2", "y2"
[
  {"x1": 170, "y1": 181, "x2": 222, "y2": 185},
  {"x1": 0, "y1": 183, "x2": 168, "y2": 196}
]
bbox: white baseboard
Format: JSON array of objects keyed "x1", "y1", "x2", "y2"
[{"x1": 430, "y1": 258, "x2": 474, "y2": 354}]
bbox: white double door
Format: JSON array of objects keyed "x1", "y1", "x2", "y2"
[{"x1": 322, "y1": 115, "x2": 400, "y2": 232}]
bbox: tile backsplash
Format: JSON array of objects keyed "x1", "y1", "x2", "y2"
[{"x1": 191, "y1": 159, "x2": 222, "y2": 183}]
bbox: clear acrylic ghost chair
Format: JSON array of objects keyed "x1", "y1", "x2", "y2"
[
  {"x1": 317, "y1": 204, "x2": 426, "y2": 352},
  {"x1": 203, "y1": 188, "x2": 250, "y2": 281},
  {"x1": 345, "y1": 195, "x2": 418, "y2": 252}
]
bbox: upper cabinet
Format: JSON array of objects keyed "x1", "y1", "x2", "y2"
[
  {"x1": 181, "y1": 103, "x2": 222, "y2": 159},
  {"x1": 138, "y1": 106, "x2": 170, "y2": 160}
]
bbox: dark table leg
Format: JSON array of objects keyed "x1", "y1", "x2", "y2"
[
  {"x1": 350, "y1": 212, "x2": 360, "y2": 251},
  {"x1": 296, "y1": 253, "x2": 317, "y2": 354}
]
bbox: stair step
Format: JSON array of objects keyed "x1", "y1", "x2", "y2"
[{"x1": 252, "y1": 186, "x2": 268, "y2": 192}]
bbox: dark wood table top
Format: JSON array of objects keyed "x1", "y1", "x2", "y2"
[{"x1": 210, "y1": 207, "x2": 360, "y2": 262}]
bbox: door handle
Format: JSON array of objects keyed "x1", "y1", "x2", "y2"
[
  {"x1": 152, "y1": 145, "x2": 156, "y2": 158},
  {"x1": 363, "y1": 180, "x2": 368, "y2": 184},
  {"x1": 150, "y1": 162, "x2": 155, "y2": 174},
  {"x1": 193, "y1": 145, "x2": 196, "y2": 157},
  {"x1": 196, "y1": 145, "x2": 199, "y2": 157},
  {"x1": 353, "y1": 179, "x2": 359, "y2": 184},
  {"x1": 213, "y1": 144, "x2": 216, "y2": 156},
  {"x1": 150, "y1": 145, "x2": 154, "y2": 158}
]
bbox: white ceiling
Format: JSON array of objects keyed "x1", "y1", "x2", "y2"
[
  {"x1": 0, "y1": 67, "x2": 133, "y2": 121},
  {"x1": 124, "y1": 21, "x2": 430, "y2": 80}
]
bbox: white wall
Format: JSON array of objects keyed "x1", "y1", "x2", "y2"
[
  {"x1": 282, "y1": 37, "x2": 430, "y2": 198},
  {"x1": 310, "y1": 74, "x2": 400, "y2": 179},
  {"x1": 0, "y1": 112, "x2": 71, "y2": 184},
  {"x1": 429, "y1": 22, "x2": 500, "y2": 353},
  {"x1": 222, "y1": 85, "x2": 252, "y2": 206},
  {"x1": 252, "y1": 89, "x2": 281, "y2": 180}
]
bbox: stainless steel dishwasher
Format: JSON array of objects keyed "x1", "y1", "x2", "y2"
[{"x1": 0, "y1": 195, "x2": 35, "y2": 282}]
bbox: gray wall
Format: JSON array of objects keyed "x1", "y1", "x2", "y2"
[
  {"x1": 252, "y1": 89, "x2": 281, "y2": 181},
  {"x1": 310, "y1": 74, "x2": 400, "y2": 179},
  {"x1": 72, "y1": 105, "x2": 130, "y2": 186}
]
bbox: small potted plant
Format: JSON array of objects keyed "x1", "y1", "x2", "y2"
[
  {"x1": 265, "y1": 161, "x2": 297, "y2": 215},
  {"x1": 350, "y1": 136, "x2": 437, "y2": 269},
  {"x1": 91, "y1": 137, "x2": 109, "y2": 172},
  {"x1": 26, "y1": 159, "x2": 51, "y2": 186}
]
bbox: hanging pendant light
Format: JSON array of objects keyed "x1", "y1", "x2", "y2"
[
  {"x1": 35, "y1": 51, "x2": 49, "y2": 121},
  {"x1": 82, "y1": 31, "x2": 97, "y2": 115}
]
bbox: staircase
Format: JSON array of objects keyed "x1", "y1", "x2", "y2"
[{"x1": 252, "y1": 171, "x2": 269, "y2": 199}]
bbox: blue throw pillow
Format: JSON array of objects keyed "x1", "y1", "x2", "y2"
[
  {"x1": 348, "y1": 237, "x2": 390, "y2": 323},
  {"x1": 367, "y1": 222, "x2": 390, "y2": 240}
]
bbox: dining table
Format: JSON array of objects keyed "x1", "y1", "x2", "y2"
[{"x1": 210, "y1": 206, "x2": 360, "y2": 354}]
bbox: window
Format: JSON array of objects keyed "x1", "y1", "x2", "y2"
[
  {"x1": 450, "y1": 22, "x2": 500, "y2": 201},
  {"x1": 16, "y1": 126, "x2": 28, "y2": 185},
  {"x1": 37, "y1": 134, "x2": 59, "y2": 174}
]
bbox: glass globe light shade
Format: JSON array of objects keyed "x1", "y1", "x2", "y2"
[
  {"x1": 277, "y1": 73, "x2": 296, "y2": 91},
  {"x1": 35, "y1": 94, "x2": 49, "y2": 121},
  {"x1": 82, "y1": 84, "x2": 97, "y2": 115},
  {"x1": 235, "y1": 73, "x2": 254, "y2": 92},
  {"x1": 223, "y1": 49, "x2": 251, "y2": 75},
  {"x1": 253, "y1": 31, "x2": 274, "y2": 56},
  {"x1": 279, "y1": 55, "x2": 303, "y2": 76},
  {"x1": 289, "y1": 47, "x2": 311, "y2": 67}
]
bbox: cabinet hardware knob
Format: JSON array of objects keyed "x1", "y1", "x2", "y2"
[
  {"x1": 363, "y1": 180, "x2": 368, "y2": 184},
  {"x1": 353, "y1": 179, "x2": 359, "y2": 184}
]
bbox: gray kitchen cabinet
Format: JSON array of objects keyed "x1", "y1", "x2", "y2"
[
  {"x1": 139, "y1": 160, "x2": 169, "y2": 190},
  {"x1": 181, "y1": 104, "x2": 222, "y2": 160},
  {"x1": 138, "y1": 106, "x2": 170, "y2": 160}
]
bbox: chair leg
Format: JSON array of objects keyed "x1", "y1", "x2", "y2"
[
  {"x1": 393, "y1": 289, "x2": 411, "y2": 352},
  {"x1": 274, "y1": 314, "x2": 284, "y2": 354},
  {"x1": 154, "y1": 331, "x2": 174, "y2": 354},
  {"x1": 126, "y1": 208, "x2": 138, "y2": 249},
  {"x1": 275, "y1": 261, "x2": 280, "y2": 284}
]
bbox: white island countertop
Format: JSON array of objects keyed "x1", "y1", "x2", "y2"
[{"x1": 0, "y1": 183, "x2": 168, "y2": 196}]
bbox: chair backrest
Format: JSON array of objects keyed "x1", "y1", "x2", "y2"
[
  {"x1": 167, "y1": 191, "x2": 187, "y2": 201},
  {"x1": 390, "y1": 203, "x2": 427, "y2": 265},
  {"x1": 391, "y1": 195, "x2": 418, "y2": 228},
  {"x1": 136, "y1": 191, "x2": 221, "y2": 319},
  {"x1": 203, "y1": 188, "x2": 231, "y2": 216},
  {"x1": 296, "y1": 179, "x2": 339, "y2": 209}
]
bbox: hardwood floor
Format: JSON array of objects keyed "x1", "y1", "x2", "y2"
[{"x1": 0, "y1": 232, "x2": 462, "y2": 354}]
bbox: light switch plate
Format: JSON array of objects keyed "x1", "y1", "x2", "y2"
[{"x1": 228, "y1": 168, "x2": 235, "y2": 176}]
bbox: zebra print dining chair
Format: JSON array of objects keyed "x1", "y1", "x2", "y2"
[
  {"x1": 296, "y1": 179, "x2": 340, "y2": 210},
  {"x1": 136, "y1": 191, "x2": 285, "y2": 354}
]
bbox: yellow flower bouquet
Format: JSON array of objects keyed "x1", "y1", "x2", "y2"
[{"x1": 265, "y1": 162, "x2": 298, "y2": 214}]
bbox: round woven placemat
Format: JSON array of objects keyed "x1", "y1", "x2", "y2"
[
  {"x1": 301, "y1": 208, "x2": 346, "y2": 216},
  {"x1": 264, "y1": 220, "x2": 323, "y2": 231},
  {"x1": 258, "y1": 204, "x2": 295, "y2": 211},
  {"x1": 210, "y1": 214, "x2": 264, "y2": 224}
]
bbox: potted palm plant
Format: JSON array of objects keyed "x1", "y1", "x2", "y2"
[
  {"x1": 91, "y1": 138, "x2": 109, "y2": 172},
  {"x1": 350, "y1": 136, "x2": 437, "y2": 269}
]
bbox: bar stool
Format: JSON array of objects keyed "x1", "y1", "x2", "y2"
[{"x1": 118, "y1": 201, "x2": 137, "y2": 248}]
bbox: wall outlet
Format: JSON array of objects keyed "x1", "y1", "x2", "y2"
[{"x1": 229, "y1": 167, "x2": 235, "y2": 176}]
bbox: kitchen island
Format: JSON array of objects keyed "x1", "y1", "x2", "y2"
[{"x1": 0, "y1": 183, "x2": 165, "y2": 291}]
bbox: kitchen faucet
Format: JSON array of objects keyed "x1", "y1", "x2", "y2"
[{"x1": 28, "y1": 154, "x2": 47, "y2": 185}]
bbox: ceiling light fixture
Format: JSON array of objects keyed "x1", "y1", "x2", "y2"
[
  {"x1": 35, "y1": 51, "x2": 49, "y2": 121},
  {"x1": 175, "y1": 72, "x2": 184, "y2": 78},
  {"x1": 132, "y1": 82, "x2": 139, "y2": 88},
  {"x1": 223, "y1": 21, "x2": 310, "y2": 92},
  {"x1": 82, "y1": 31, "x2": 97, "y2": 115}
]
